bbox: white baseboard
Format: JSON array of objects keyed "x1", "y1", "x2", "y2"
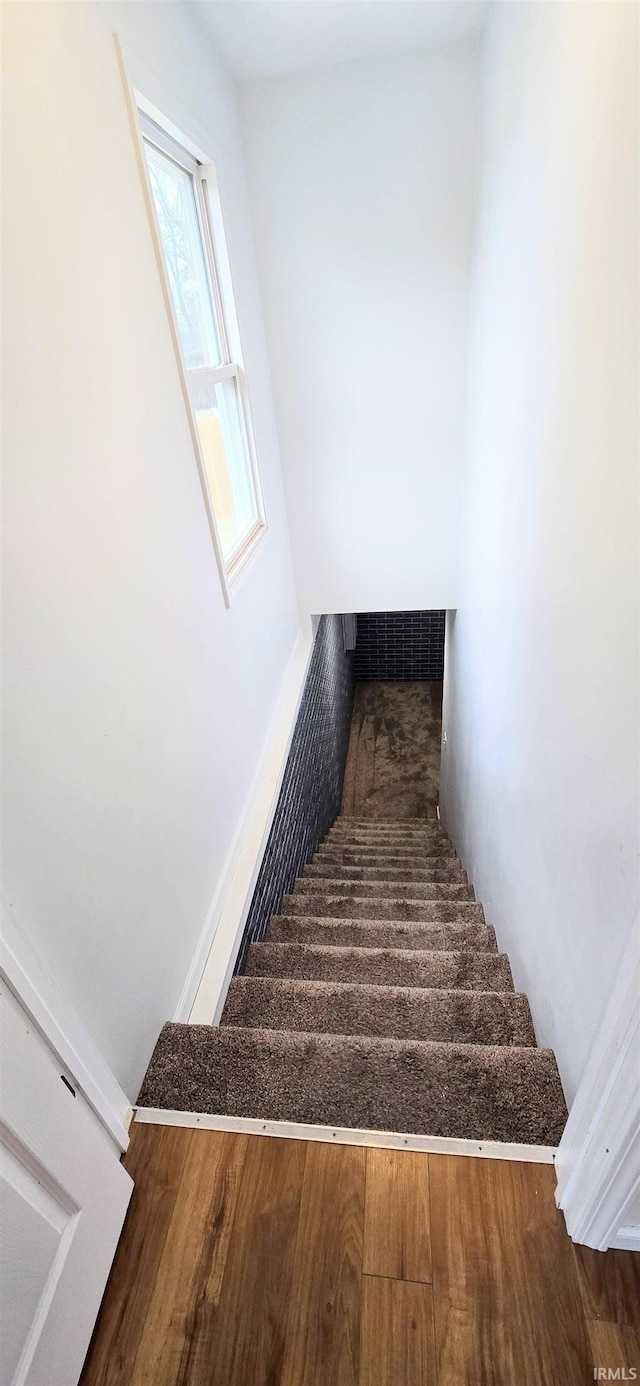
[
  {"x1": 0, "y1": 896, "x2": 131, "y2": 1151},
  {"x1": 184, "y1": 627, "x2": 315, "y2": 1026},
  {"x1": 609, "y1": 1226, "x2": 640, "y2": 1252},
  {"x1": 133, "y1": 1106, "x2": 557, "y2": 1164}
]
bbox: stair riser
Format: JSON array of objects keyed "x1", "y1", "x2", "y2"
[
  {"x1": 338, "y1": 819, "x2": 441, "y2": 829},
  {"x1": 313, "y1": 848, "x2": 459, "y2": 870},
  {"x1": 222, "y1": 977, "x2": 537, "y2": 1047},
  {"x1": 328, "y1": 831, "x2": 451, "y2": 848},
  {"x1": 282, "y1": 895, "x2": 484, "y2": 923},
  {"x1": 246, "y1": 942, "x2": 513, "y2": 991},
  {"x1": 317, "y1": 844, "x2": 459, "y2": 863},
  {"x1": 269, "y1": 917, "x2": 496, "y2": 953},
  {"x1": 330, "y1": 820, "x2": 448, "y2": 833},
  {"x1": 331, "y1": 817, "x2": 446, "y2": 828},
  {"x1": 294, "y1": 878, "x2": 474, "y2": 901},
  {"x1": 330, "y1": 822, "x2": 447, "y2": 834},
  {"x1": 305, "y1": 863, "x2": 469, "y2": 885},
  {"x1": 332, "y1": 816, "x2": 445, "y2": 830}
]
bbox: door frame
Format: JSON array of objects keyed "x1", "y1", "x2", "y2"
[
  {"x1": 0, "y1": 896, "x2": 131, "y2": 1152},
  {"x1": 555, "y1": 917, "x2": 640, "y2": 1251}
]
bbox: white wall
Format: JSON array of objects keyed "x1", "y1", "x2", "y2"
[
  {"x1": 1, "y1": 1, "x2": 299, "y2": 1098},
  {"x1": 440, "y1": 1, "x2": 639, "y2": 1105},
  {"x1": 238, "y1": 49, "x2": 481, "y2": 615}
]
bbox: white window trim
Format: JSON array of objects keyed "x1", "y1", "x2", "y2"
[{"x1": 115, "y1": 38, "x2": 267, "y2": 606}]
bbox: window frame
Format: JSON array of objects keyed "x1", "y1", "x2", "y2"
[{"x1": 134, "y1": 106, "x2": 267, "y2": 603}]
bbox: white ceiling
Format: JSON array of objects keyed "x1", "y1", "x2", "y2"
[{"x1": 191, "y1": 1, "x2": 489, "y2": 82}]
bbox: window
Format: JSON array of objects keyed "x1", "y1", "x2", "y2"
[{"x1": 138, "y1": 113, "x2": 265, "y2": 592}]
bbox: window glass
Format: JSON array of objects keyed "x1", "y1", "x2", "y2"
[
  {"x1": 140, "y1": 120, "x2": 265, "y2": 584},
  {"x1": 191, "y1": 376, "x2": 258, "y2": 558},
  {"x1": 144, "y1": 141, "x2": 221, "y2": 369}
]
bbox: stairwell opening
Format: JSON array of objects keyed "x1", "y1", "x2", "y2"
[
  {"x1": 344, "y1": 610, "x2": 445, "y2": 823},
  {"x1": 137, "y1": 610, "x2": 567, "y2": 1148},
  {"x1": 235, "y1": 609, "x2": 447, "y2": 972}
]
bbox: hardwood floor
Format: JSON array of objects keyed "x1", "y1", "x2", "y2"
[
  {"x1": 429, "y1": 1155, "x2": 593, "y2": 1385},
  {"x1": 81, "y1": 1125, "x2": 640, "y2": 1386},
  {"x1": 360, "y1": 1277, "x2": 436, "y2": 1386},
  {"x1": 280, "y1": 1142, "x2": 364, "y2": 1385},
  {"x1": 363, "y1": 1149, "x2": 431, "y2": 1283}
]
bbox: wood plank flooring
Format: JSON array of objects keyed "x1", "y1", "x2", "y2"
[{"x1": 81, "y1": 1125, "x2": 640, "y2": 1386}]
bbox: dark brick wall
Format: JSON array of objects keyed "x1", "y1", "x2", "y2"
[
  {"x1": 353, "y1": 610, "x2": 445, "y2": 682},
  {"x1": 234, "y1": 615, "x2": 354, "y2": 974}
]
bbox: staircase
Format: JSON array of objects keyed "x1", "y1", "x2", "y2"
[{"x1": 138, "y1": 813, "x2": 567, "y2": 1147}]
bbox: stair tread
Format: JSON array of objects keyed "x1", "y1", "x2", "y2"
[
  {"x1": 268, "y1": 915, "x2": 497, "y2": 953},
  {"x1": 222, "y1": 974, "x2": 536, "y2": 1045},
  {"x1": 327, "y1": 846, "x2": 452, "y2": 854},
  {"x1": 326, "y1": 826, "x2": 449, "y2": 836},
  {"x1": 331, "y1": 817, "x2": 446, "y2": 828},
  {"x1": 337, "y1": 817, "x2": 441, "y2": 825},
  {"x1": 282, "y1": 894, "x2": 484, "y2": 923},
  {"x1": 315, "y1": 842, "x2": 457, "y2": 853},
  {"x1": 328, "y1": 833, "x2": 452, "y2": 846},
  {"x1": 329, "y1": 830, "x2": 450, "y2": 840},
  {"x1": 305, "y1": 863, "x2": 468, "y2": 880},
  {"x1": 246, "y1": 939, "x2": 514, "y2": 991},
  {"x1": 294, "y1": 878, "x2": 473, "y2": 899},
  {"x1": 330, "y1": 821, "x2": 449, "y2": 832},
  {"x1": 138, "y1": 1022, "x2": 567, "y2": 1146},
  {"x1": 333, "y1": 814, "x2": 444, "y2": 822},
  {"x1": 225, "y1": 976, "x2": 528, "y2": 1004}
]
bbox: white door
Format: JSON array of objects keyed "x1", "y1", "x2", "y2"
[{"x1": 0, "y1": 981, "x2": 133, "y2": 1386}]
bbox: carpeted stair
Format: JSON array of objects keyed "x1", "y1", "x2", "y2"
[{"x1": 138, "y1": 815, "x2": 568, "y2": 1145}]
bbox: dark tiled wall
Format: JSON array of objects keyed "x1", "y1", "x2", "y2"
[
  {"x1": 234, "y1": 615, "x2": 354, "y2": 974},
  {"x1": 354, "y1": 610, "x2": 445, "y2": 682}
]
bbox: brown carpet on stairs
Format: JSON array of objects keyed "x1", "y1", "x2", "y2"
[
  {"x1": 138, "y1": 681, "x2": 568, "y2": 1146},
  {"x1": 341, "y1": 680, "x2": 442, "y2": 819},
  {"x1": 137, "y1": 1024, "x2": 566, "y2": 1145}
]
